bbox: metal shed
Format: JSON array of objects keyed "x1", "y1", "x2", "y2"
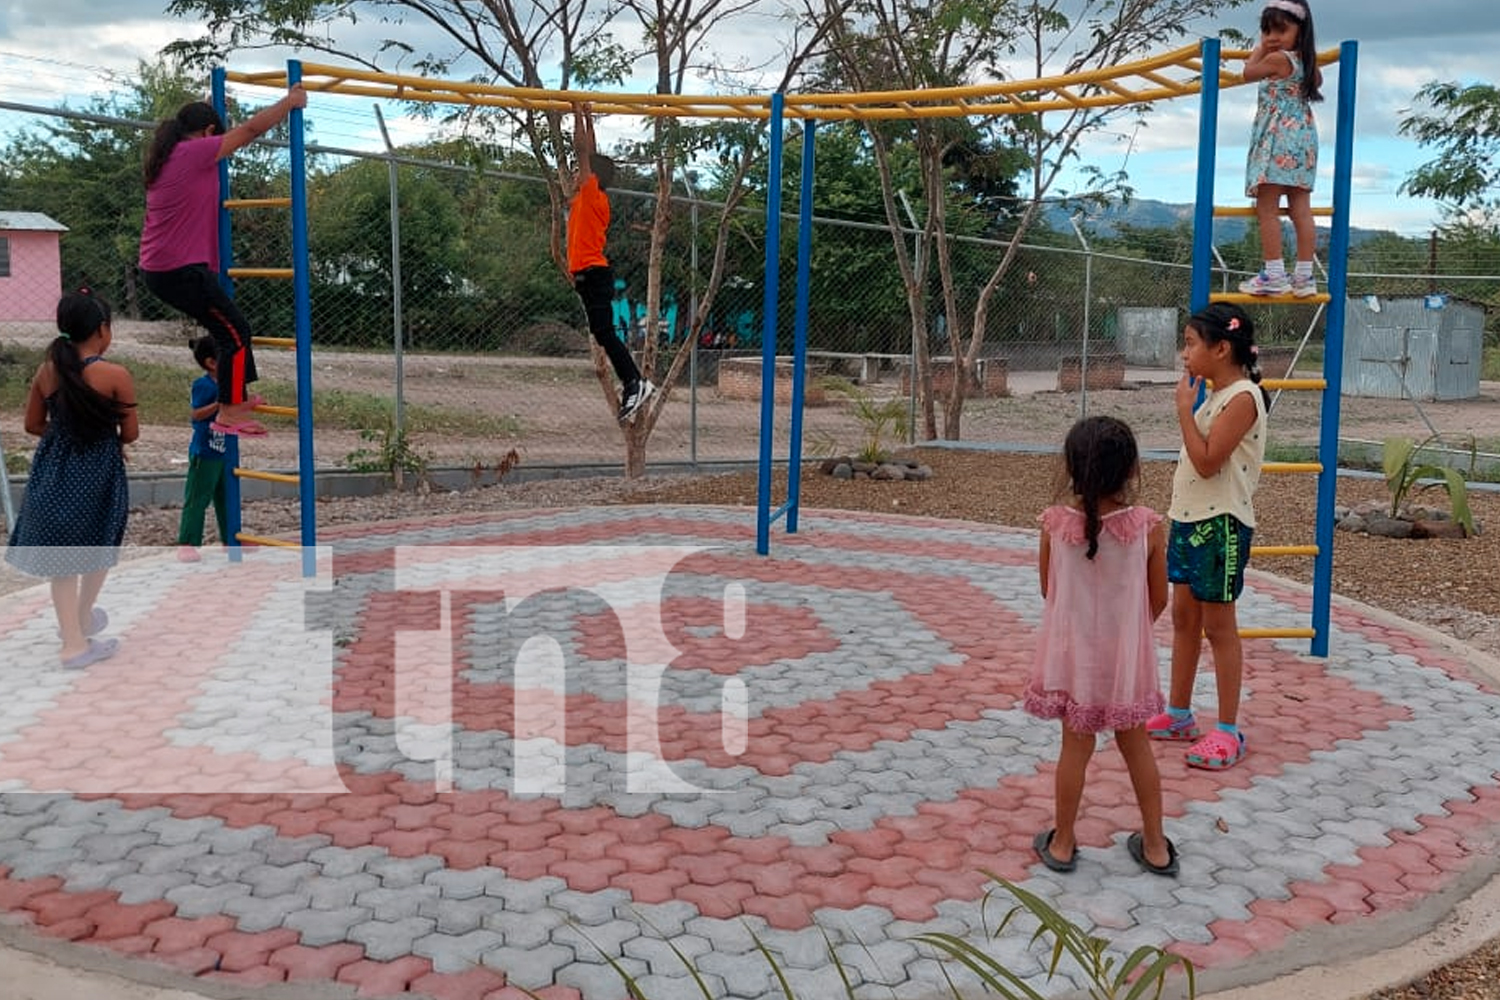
[{"x1": 1341, "y1": 295, "x2": 1485, "y2": 400}]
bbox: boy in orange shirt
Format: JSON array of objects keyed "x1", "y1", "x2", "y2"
[{"x1": 569, "y1": 103, "x2": 654, "y2": 424}]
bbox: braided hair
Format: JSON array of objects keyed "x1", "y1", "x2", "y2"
[
  {"x1": 1187, "y1": 302, "x2": 1272, "y2": 410},
  {"x1": 1060, "y1": 415, "x2": 1141, "y2": 560},
  {"x1": 51, "y1": 289, "x2": 130, "y2": 442}
]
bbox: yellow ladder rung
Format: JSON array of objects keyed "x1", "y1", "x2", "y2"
[
  {"x1": 1210, "y1": 291, "x2": 1332, "y2": 306},
  {"x1": 1213, "y1": 205, "x2": 1334, "y2": 217},
  {"x1": 235, "y1": 532, "x2": 301, "y2": 549},
  {"x1": 223, "y1": 197, "x2": 292, "y2": 209},
  {"x1": 1251, "y1": 544, "x2": 1319, "y2": 557},
  {"x1": 1262, "y1": 461, "x2": 1323, "y2": 475},
  {"x1": 227, "y1": 267, "x2": 295, "y2": 280},
  {"x1": 1262, "y1": 377, "x2": 1327, "y2": 391},
  {"x1": 252, "y1": 404, "x2": 298, "y2": 418},
  {"x1": 1240, "y1": 627, "x2": 1318, "y2": 639},
  {"x1": 235, "y1": 468, "x2": 300, "y2": 485},
  {"x1": 252, "y1": 336, "x2": 297, "y2": 349}
]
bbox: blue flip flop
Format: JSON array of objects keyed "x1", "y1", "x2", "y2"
[
  {"x1": 56, "y1": 606, "x2": 108, "y2": 640},
  {"x1": 61, "y1": 637, "x2": 119, "y2": 671}
]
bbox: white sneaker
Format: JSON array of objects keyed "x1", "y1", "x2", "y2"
[
  {"x1": 1290, "y1": 275, "x2": 1318, "y2": 298},
  {"x1": 1239, "y1": 271, "x2": 1291, "y2": 296},
  {"x1": 618, "y1": 379, "x2": 656, "y2": 424}
]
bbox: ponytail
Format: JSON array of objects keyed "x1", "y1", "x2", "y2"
[
  {"x1": 1187, "y1": 303, "x2": 1273, "y2": 411},
  {"x1": 144, "y1": 101, "x2": 223, "y2": 187},
  {"x1": 52, "y1": 290, "x2": 129, "y2": 442}
]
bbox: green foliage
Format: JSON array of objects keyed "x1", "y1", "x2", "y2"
[
  {"x1": 344, "y1": 418, "x2": 431, "y2": 489},
  {"x1": 819, "y1": 377, "x2": 909, "y2": 464},
  {"x1": 1383, "y1": 435, "x2": 1477, "y2": 535},
  {"x1": 916, "y1": 876, "x2": 1197, "y2": 1000},
  {"x1": 1399, "y1": 81, "x2": 1500, "y2": 223}
]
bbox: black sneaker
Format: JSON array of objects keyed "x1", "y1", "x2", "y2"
[{"x1": 617, "y1": 379, "x2": 655, "y2": 424}]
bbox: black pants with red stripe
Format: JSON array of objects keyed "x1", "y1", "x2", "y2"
[{"x1": 142, "y1": 264, "x2": 257, "y2": 406}]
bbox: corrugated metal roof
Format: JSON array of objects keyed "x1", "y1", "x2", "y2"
[{"x1": 0, "y1": 211, "x2": 68, "y2": 232}]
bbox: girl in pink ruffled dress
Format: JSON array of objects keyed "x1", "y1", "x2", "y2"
[{"x1": 1024, "y1": 416, "x2": 1176, "y2": 876}]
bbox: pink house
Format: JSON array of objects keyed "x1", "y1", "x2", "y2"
[{"x1": 0, "y1": 212, "x2": 67, "y2": 322}]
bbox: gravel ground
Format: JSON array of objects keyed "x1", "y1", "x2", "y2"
[{"x1": 2, "y1": 444, "x2": 1497, "y2": 997}]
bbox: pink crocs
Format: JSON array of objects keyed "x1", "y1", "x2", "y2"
[
  {"x1": 1185, "y1": 729, "x2": 1246, "y2": 770},
  {"x1": 1146, "y1": 711, "x2": 1201, "y2": 742}
]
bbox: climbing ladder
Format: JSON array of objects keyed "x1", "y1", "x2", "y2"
[
  {"x1": 1189, "y1": 39, "x2": 1359, "y2": 656},
  {"x1": 212, "y1": 64, "x2": 318, "y2": 577}
]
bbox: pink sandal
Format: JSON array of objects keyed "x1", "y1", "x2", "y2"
[{"x1": 1185, "y1": 729, "x2": 1246, "y2": 770}]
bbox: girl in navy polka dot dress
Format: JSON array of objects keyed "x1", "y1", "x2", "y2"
[{"x1": 5, "y1": 290, "x2": 139, "y2": 669}]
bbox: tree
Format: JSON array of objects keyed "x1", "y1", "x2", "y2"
[
  {"x1": 807, "y1": 0, "x2": 1252, "y2": 440},
  {"x1": 165, "y1": 0, "x2": 855, "y2": 476},
  {"x1": 1399, "y1": 82, "x2": 1500, "y2": 227}
]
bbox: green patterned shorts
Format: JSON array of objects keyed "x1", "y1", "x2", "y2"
[{"x1": 1167, "y1": 515, "x2": 1253, "y2": 603}]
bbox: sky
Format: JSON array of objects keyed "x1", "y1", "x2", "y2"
[{"x1": 0, "y1": 0, "x2": 1496, "y2": 237}]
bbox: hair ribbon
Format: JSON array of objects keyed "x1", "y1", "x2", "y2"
[{"x1": 1264, "y1": 0, "x2": 1306, "y2": 18}]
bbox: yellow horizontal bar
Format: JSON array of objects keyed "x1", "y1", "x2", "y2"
[
  {"x1": 1213, "y1": 205, "x2": 1334, "y2": 217},
  {"x1": 1263, "y1": 377, "x2": 1326, "y2": 391},
  {"x1": 251, "y1": 336, "x2": 297, "y2": 349},
  {"x1": 227, "y1": 267, "x2": 294, "y2": 280},
  {"x1": 1241, "y1": 627, "x2": 1318, "y2": 639},
  {"x1": 235, "y1": 468, "x2": 300, "y2": 484},
  {"x1": 1251, "y1": 544, "x2": 1319, "y2": 557},
  {"x1": 252, "y1": 404, "x2": 298, "y2": 418},
  {"x1": 1210, "y1": 291, "x2": 1332, "y2": 306},
  {"x1": 235, "y1": 533, "x2": 301, "y2": 549},
  {"x1": 223, "y1": 197, "x2": 292, "y2": 209},
  {"x1": 1262, "y1": 461, "x2": 1323, "y2": 475}
]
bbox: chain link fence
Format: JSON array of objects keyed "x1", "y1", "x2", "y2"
[{"x1": 3, "y1": 96, "x2": 1499, "y2": 480}]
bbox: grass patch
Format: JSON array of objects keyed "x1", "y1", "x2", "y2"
[
  {"x1": 0, "y1": 343, "x2": 519, "y2": 439},
  {"x1": 1485, "y1": 345, "x2": 1500, "y2": 381}
]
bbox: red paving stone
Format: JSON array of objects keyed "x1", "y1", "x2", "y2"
[{"x1": 0, "y1": 508, "x2": 1499, "y2": 999}]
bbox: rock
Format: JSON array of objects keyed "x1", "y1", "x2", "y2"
[
  {"x1": 1411, "y1": 519, "x2": 1468, "y2": 540},
  {"x1": 1337, "y1": 513, "x2": 1367, "y2": 533},
  {"x1": 819, "y1": 456, "x2": 849, "y2": 475},
  {"x1": 872, "y1": 464, "x2": 906, "y2": 481},
  {"x1": 831, "y1": 462, "x2": 854, "y2": 480},
  {"x1": 1364, "y1": 514, "x2": 1414, "y2": 539},
  {"x1": 852, "y1": 461, "x2": 878, "y2": 475},
  {"x1": 907, "y1": 464, "x2": 934, "y2": 481}
]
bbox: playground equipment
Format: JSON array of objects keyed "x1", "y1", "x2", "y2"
[{"x1": 220, "y1": 37, "x2": 1353, "y2": 652}]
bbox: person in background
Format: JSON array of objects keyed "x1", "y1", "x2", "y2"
[{"x1": 176, "y1": 337, "x2": 229, "y2": 563}]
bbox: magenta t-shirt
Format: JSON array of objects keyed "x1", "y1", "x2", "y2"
[{"x1": 139, "y1": 135, "x2": 223, "y2": 272}]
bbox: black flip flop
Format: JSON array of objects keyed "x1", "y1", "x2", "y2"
[
  {"x1": 1033, "y1": 829, "x2": 1078, "y2": 873},
  {"x1": 1127, "y1": 832, "x2": 1179, "y2": 877}
]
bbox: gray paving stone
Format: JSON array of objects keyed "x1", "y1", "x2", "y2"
[
  {"x1": 484, "y1": 875, "x2": 566, "y2": 913},
  {"x1": 683, "y1": 915, "x2": 769, "y2": 956},
  {"x1": 550, "y1": 888, "x2": 633, "y2": 927},
  {"x1": 25, "y1": 822, "x2": 102, "y2": 851},
  {"x1": 412, "y1": 927, "x2": 506, "y2": 973},
  {"x1": 176, "y1": 848, "x2": 265, "y2": 886},
  {"x1": 553, "y1": 917, "x2": 643, "y2": 958},
  {"x1": 622, "y1": 933, "x2": 713, "y2": 975},
  {"x1": 1174, "y1": 882, "x2": 1255, "y2": 922},
  {"x1": 308, "y1": 844, "x2": 386, "y2": 877},
  {"x1": 59, "y1": 859, "x2": 138, "y2": 892},
  {"x1": 418, "y1": 894, "x2": 502, "y2": 935},
  {"x1": 349, "y1": 915, "x2": 438, "y2": 961},
  {"x1": 831, "y1": 937, "x2": 920, "y2": 988},
  {"x1": 284, "y1": 905, "x2": 373, "y2": 947},
  {"x1": 425, "y1": 866, "x2": 502, "y2": 901},
  {"x1": 624, "y1": 899, "x2": 700, "y2": 938},
  {"x1": 199, "y1": 824, "x2": 275, "y2": 855},
  {"x1": 165, "y1": 881, "x2": 251, "y2": 918},
  {"x1": 109, "y1": 871, "x2": 195, "y2": 906},
  {"x1": 483, "y1": 907, "x2": 568, "y2": 949},
  {"x1": 243, "y1": 860, "x2": 320, "y2": 897},
  {"x1": 261, "y1": 833, "x2": 332, "y2": 866},
  {"x1": 128, "y1": 841, "x2": 211, "y2": 876},
  {"x1": 307, "y1": 873, "x2": 380, "y2": 910},
  {"x1": 367, "y1": 853, "x2": 445, "y2": 888},
  {"x1": 480, "y1": 942, "x2": 575, "y2": 989},
  {"x1": 630, "y1": 970, "x2": 729, "y2": 1000},
  {"x1": 222, "y1": 890, "x2": 314, "y2": 932},
  {"x1": 813, "y1": 904, "x2": 897, "y2": 944},
  {"x1": 556, "y1": 956, "x2": 651, "y2": 997},
  {"x1": 356, "y1": 882, "x2": 441, "y2": 921},
  {"x1": 6, "y1": 848, "x2": 82, "y2": 879}
]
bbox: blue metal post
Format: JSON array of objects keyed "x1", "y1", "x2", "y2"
[
  {"x1": 755, "y1": 92, "x2": 786, "y2": 556},
  {"x1": 287, "y1": 61, "x2": 317, "y2": 577},
  {"x1": 786, "y1": 119, "x2": 817, "y2": 535},
  {"x1": 1310, "y1": 41, "x2": 1358, "y2": 656},
  {"x1": 1190, "y1": 39, "x2": 1222, "y2": 315},
  {"x1": 212, "y1": 67, "x2": 244, "y2": 563}
]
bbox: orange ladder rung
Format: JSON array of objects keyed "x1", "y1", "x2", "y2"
[
  {"x1": 1251, "y1": 544, "x2": 1319, "y2": 558},
  {"x1": 252, "y1": 404, "x2": 298, "y2": 418},
  {"x1": 1210, "y1": 291, "x2": 1332, "y2": 306},
  {"x1": 252, "y1": 336, "x2": 297, "y2": 349},
  {"x1": 1262, "y1": 461, "x2": 1323, "y2": 475},
  {"x1": 1240, "y1": 626, "x2": 1318, "y2": 639},
  {"x1": 1213, "y1": 205, "x2": 1334, "y2": 217},
  {"x1": 235, "y1": 468, "x2": 300, "y2": 485},
  {"x1": 1262, "y1": 377, "x2": 1327, "y2": 391},
  {"x1": 227, "y1": 267, "x2": 294, "y2": 280},
  {"x1": 234, "y1": 533, "x2": 301, "y2": 549},
  {"x1": 223, "y1": 197, "x2": 292, "y2": 209}
]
